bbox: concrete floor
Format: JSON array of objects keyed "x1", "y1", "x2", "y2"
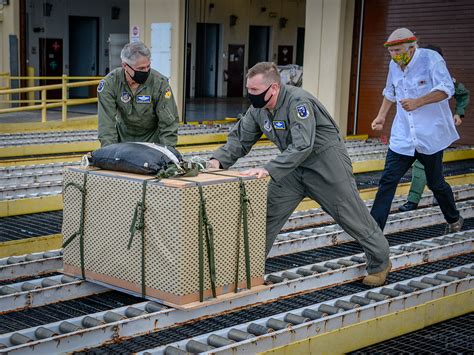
[{"x1": 0, "y1": 98, "x2": 249, "y2": 124}]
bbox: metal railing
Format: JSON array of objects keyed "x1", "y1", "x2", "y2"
[{"x1": 0, "y1": 74, "x2": 102, "y2": 123}]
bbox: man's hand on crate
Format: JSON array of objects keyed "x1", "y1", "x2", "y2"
[{"x1": 240, "y1": 167, "x2": 269, "y2": 179}]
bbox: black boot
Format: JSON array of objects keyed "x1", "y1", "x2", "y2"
[{"x1": 399, "y1": 201, "x2": 418, "y2": 212}]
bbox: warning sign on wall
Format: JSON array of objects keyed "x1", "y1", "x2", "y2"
[{"x1": 131, "y1": 25, "x2": 140, "y2": 42}]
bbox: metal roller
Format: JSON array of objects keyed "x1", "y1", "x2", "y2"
[
  {"x1": 335, "y1": 300, "x2": 359, "y2": 310},
  {"x1": 145, "y1": 301, "x2": 167, "y2": 313},
  {"x1": 380, "y1": 287, "x2": 402, "y2": 297},
  {"x1": 311, "y1": 264, "x2": 330, "y2": 273},
  {"x1": 365, "y1": 291, "x2": 390, "y2": 302},
  {"x1": 21, "y1": 282, "x2": 40, "y2": 291},
  {"x1": 247, "y1": 323, "x2": 272, "y2": 336},
  {"x1": 82, "y1": 316, "x2": 104, "y2": 328},
  {"x1": 227, "y1": 329, "x2": 255, "y2": 342},
  {"x1": 125, "y1": 307, "x2": 146, "y2": 318},
  {"x1": 420, "y1": 277, "x2": 443, "y2": 286},
  {"x1": 267, "y1": 318, "x2": 291, "y2": 330},
  {"x1": 10, "y1": 333, "x2": 32, "y2": 345},
  {"x1": 435, "y1": 274, "x2": 458, "y2": 282},
  {"x1": 281, "y1": 271, "x2": 301, "y2": 280},
  {"x1": 319, "y1": 304, "x2": 343, "y2": 315},
  {"x1": 284, "y1": 313, "x2": 310, "y2": 325},
  {"x1": 185, "y1": 340, "x2": 214, "y2": 353},
  {"x1": 207, "y1": 334, "x2": 235, "y2": 347},
  {"x1": 296, "y1": 268, "x2": 314, "y2": 276},
  {"x1": 324, "y1": 262, "x2": 342, "y2": 270},
  {"x1": 394, "y1": 284, "x2": 416, "y2": 294},
  {"x1": 302, "y1": 308, "x2": 327, "y2": 319},
  {"x1": 266, "y1": 274, "x2": 287, "y2": 284},
  {"x1": 350, "y1": 295, "x2": 373, "y2": 306},
  {"x1": 103, "y1": 311, "x2": 126, "y2": 323},
  {"x1": 35, "y1": 327, "x2": 57, "y2": 339},
  {"x1": 25, "y1": 253, "x2": 43, "y2": 261},
  {"x1": 59, "y1": 321, "x2": 82, "y2": 334},
  {"x1": 0, "y1": 286, "x2": 18, "y2": 295},
  {"x1": 41, "y1": 278, "x2": 61, "y2": 287}
]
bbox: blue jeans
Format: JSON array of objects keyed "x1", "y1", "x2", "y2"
[{"x1": 371, "y1": 149, "x2": 460, "y2": 230}]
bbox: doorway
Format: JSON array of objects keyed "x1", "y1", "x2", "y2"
[
  {"x1": 69, "y1": 16, "x2": 99, "y2": 98},
  {"x1": 195, "y1": 23, "x2": 219, "y2": 97},
  {"x1": 226, "y1": 44, "x2": 245, "y2": 97},
  {"x1": 39, "y1": 38, "x2": 63, "y2": 99},
  {"x1": 248, "y1": 26, "x2": 270, "y2": 69}
]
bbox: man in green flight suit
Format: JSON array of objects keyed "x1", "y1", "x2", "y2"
[
  {"x1": 399, "y1": 45, "x2": 470, "y2": 212},
  {"x1": 208, "y1": 62, "x2": 392, "y2": 286},
  {"x1": 97, "y1": 42, "x2": 179, "y2": 147}
]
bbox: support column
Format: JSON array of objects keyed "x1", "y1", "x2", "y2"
[
  {"x1": 302, "y1": 0, "x2": 354, "y2": 135},
  {"x1": 129, "y1": 0, "x2": 185, "y2": 121}
]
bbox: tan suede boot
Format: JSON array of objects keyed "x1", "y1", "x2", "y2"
[{"x1": 363, "y1": 260, "x2": 392, "y2": 287}]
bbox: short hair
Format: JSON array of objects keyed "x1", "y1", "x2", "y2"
[
  {"x1": 120, "y1": 42, "x2": 151, "y2": 65},
  {"x1": 247, "y1": 62, "x2": 281, "y2": 85}
]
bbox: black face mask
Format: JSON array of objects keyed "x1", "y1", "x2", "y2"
[
  {"x1": 248, "y1": 85, "x2": 273, "y2": 108},
  {"x1": 126, "y1": 63, "x2": 150, "y2": 84}
]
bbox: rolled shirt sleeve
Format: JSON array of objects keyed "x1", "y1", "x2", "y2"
[
  {"x1": 212, "y1": 108, "x2": 262, "y2": 168},
  {"x1": 430, "y1": 60, "x2": 454, "y2": 99},
  {"x1": 97, "y1": 78, "x2": 119, "y2": 147},
  {"x1": 382, "y1": 69, "x2": 396, "y2": 102},
  {"x1": 264, "y1": 100, "x2": 315, "y2": 182}
]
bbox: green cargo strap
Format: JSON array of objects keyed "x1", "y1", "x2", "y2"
[
  {"x1": 63, "y1": 171, "x2": 89, "y2": 279},
  {"x1": 203, "y1": 172, "x2": 253, "y2": 292},
  {"x1": 236, "y1": 178, "x2": 252, "y2": 291},
  {"x1": 197, "y1": 183, "x2": 217, "y2": 301},
  {"x1": 127, "y1": 180, "x2": 148, "y2": 297}
]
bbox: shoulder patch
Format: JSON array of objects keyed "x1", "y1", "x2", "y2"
[
  {"x1": 97, "y1": 80, "x2": 105, "y2": 93},
  {"x1": 296, "y1": 104, "x2": 309, "y2": 119},
  {"x1": 164, "y1": 88, "x2": 172, "y2": 99}
]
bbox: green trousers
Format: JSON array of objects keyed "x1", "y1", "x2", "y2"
[
  {"x1": 407, "y1": 160, "x2": 427, "y2": 204},
  {"x1": 266, "y1": 142, "x2": 390, "y2": 274}
]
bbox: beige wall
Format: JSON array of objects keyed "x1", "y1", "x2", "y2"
[
  {"x1": 187, "y1": 0, "x2": 306, "y2": 97},
  {"x1": 302, "y1": 0, "x2": 354, "y2": 135},
  {"x1": 0, "y1": 1, "x2": 20, "y2": 75},
  {"x1": 129, "y1": 0, "x2": 186, "y2": 118}
]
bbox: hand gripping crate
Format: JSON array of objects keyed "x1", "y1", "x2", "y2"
[{"x1": 62, "y1": 167, "x2": 267, "y2": 307}]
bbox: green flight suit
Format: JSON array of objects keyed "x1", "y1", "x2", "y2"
[
  {"x1": 97, "y1": 67, "x2": 179, "y2": 147},
  {"x1": 407, "y1": 80, "x2": 470, "y2": 204},
  {"x1": 212, "y1": 85, "x2": 390, "y2": 273}
]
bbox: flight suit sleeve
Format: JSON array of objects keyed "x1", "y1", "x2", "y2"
[
  {"x1": 454, "y1": 82, "x2": 470, "y2": 116},
  {"x1": 264, "y1": 100, "x2": 315, "y2": 182},
  {"x1": 97, "y1": 78, "x2": 119, "y2": 147},
  {"x1": 212, "y1": 108, "x2": 262, "y2": 168},
  {"x1": 155, "y1": 84, "x2": 179, "y2": 147}
]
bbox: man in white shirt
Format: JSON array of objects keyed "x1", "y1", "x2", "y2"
[{"x1": 370, "y1": 28, "x2": 463, "y2": 233}]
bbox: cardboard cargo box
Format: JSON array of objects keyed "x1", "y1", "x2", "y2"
[{"x1": 62, "y1": 167, "x2": 267, "y2": 307}]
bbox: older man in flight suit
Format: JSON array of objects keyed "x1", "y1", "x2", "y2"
[
  {"x1": 208, "y1": 62, "x2": 392, "y2": 286},
  {"x1": 97, "y1": 41, "x2": 179, "y2": 147}
]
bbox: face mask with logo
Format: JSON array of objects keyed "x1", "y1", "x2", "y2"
[
  {"x1": 126, "y1": 63, "x2": 150, "y2": 84},
  {"x1": 393, "y1": 50, "x2": 412, "y2": 66},
  {"x1": 248, "y1": 85, "x2": 273, "y2": 108}
]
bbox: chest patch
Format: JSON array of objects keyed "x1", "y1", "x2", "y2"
[
  {"x1": 263, "y1": 119, "x2": 272, "y2": 132},
  {"x1": 296, "y1": 104, "x2": 309, "y2": 119},
  {"x1": 136, "y1": 95, "x2": 151, "y2": 104},
  {"x1": 121, "y1": 91, "x2": 131, "y2": 103},
  {"x1": 164, "y1": 89, "x2": 172, "y2": 99},
  {"x1": 273, "y1": 120, "x2": 286, "y2": 130}
]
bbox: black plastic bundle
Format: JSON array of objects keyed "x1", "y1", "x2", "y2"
[{"x1": 90, "y1": 142, "x2": 183, "y2": 175}]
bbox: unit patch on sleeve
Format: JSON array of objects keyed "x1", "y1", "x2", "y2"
[
  {"x1": 263, "y1": 119, "x2": 272, "y2": 132},
  {"x1": 136, "y1": 95, "x2": 151, "y2": 104},
  {"x1": 97, "y1": 80, "x2": 105, "y2": 93},
  {"x1": 164, "y1": 88, "x2": 172, "y2": 99},
  {"x1": 296, "y1": 104, "x2": 309, "y2": 119},
  {"x1": 273, "y1": 120, "x2": 286, "y2": 130}
]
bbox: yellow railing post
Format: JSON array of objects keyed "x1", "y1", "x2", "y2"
[
  {"x1": 41, "y1": 89, "x2": 47, "y2": 122},
  {"x1": 62, "y1": 74, "x2": 68, "y2": 122}
]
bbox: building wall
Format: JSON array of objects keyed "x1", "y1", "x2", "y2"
[
  {"x1": 354, "y1": 0, "x2": 474, "y2": 144},
  {"x1": 26, "y1": 0, "x2": 129, "y2": 76}
]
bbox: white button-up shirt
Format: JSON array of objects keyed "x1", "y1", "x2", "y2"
[{"x1": 382, "y1": 48, "x2": 459, "y2": 156}]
